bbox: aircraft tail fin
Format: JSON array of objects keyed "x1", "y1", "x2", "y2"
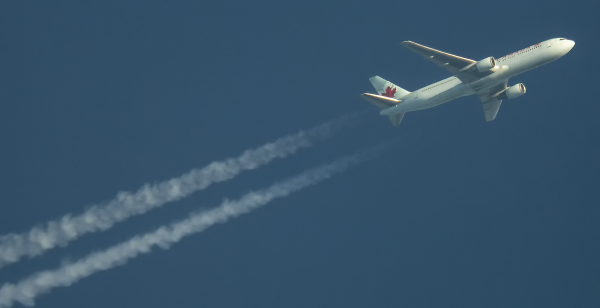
[
  {"x1": 369, "y1": 76, "x2": 411, "y2": 99},
  {"x1": 362, "y1": 76, "x2": 410, "y2": 127}
]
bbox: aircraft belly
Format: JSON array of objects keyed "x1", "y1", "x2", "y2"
[
  {"x1": 395, "y1": 86, "x2": 466, "y2": 112},
  {"x1": 428, "y1": 90, "x2": 464, "y2": 108},
  {"x1": 468, "y1": 66, "x2": 511, "y2": 91}
]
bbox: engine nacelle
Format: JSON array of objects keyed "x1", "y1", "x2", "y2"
[
  {"x1": 475, "y1": 56, "x2": 497, "y2": 72},
  {"x1": 497, "y1": 83, "x2": 526, "y2": 100}
]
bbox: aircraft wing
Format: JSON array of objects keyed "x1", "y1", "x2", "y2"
[
  {"x1": 477, "y1": 80, "x2": 508, "y2": 122},
  {"x1": 400, "y1": 41, "x2": 495, "y2": 83}
]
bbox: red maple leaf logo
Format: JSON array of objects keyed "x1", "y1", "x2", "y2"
[{"x1": 381, "y1": 86, "x2": 396, "y2": 98}]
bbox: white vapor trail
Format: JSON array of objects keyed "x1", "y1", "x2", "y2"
[
  {"x1": 0, "y1": 112, "x2": 365, "y2": 270},
  {"x1": 0, "y1": 142, "x2": 393, "y2": 308}
]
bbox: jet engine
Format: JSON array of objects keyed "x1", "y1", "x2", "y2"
[
  {"x1": 475, "y1": 57, "x2": 497, "y2": 72},
  {"x1": 496, "y1": 83, "x2": 526, "y2": 100}
]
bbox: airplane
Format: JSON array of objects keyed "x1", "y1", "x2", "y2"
[{"x1": 361, "y1": 38, "x2": 575, "y2": 126}]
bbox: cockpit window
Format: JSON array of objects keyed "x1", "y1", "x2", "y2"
[{"x1": 560, "y1": 38, "x2": 565, "y2": 40}]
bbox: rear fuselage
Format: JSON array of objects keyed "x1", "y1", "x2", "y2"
[{"x1": 381, "y1": 38, "x2": 575, "y2": 115}]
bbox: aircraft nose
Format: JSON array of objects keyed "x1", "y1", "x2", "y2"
[
  {"x1": 556, "y1": 39, "x2": 575, "y2": 58},
  {"x1": 563, "y1": 40, "x2": 575, "y2": 54}
]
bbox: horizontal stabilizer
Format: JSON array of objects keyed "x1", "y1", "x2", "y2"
[
  {"x1": 388, "y1": 113, "x2": 405, "y2": 126},
  {"x1": 360, "y1": 93, "x2": 401, "y2": 109}
]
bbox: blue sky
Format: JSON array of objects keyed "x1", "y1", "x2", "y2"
[{"x1": 1, "y1": 1, "x2": 599, "y2": 307}]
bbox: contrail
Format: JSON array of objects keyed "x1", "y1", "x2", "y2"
[
  {"x1": 0, "y1": 112, "x2": 365, "y2": 270},
  {"x1": 0, "y1": 142, "x2": 394, "y2": 308}
]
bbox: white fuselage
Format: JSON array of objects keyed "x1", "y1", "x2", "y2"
[{"x1": 381, "y1": 38, "x2": 575, "y2": 115}]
